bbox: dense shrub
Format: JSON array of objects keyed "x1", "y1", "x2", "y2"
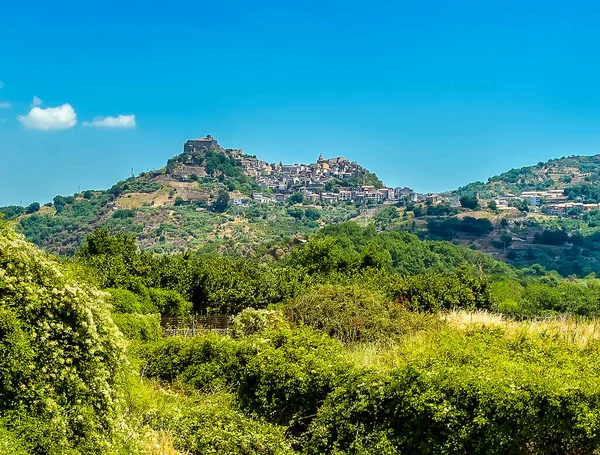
[
  {"x1": 0, "y1": 222, "x2": 128, "y2": 454},
  {"x1": 148, "y1": 287, "x2": 192, "y2": 316},
  {"x1": 283, "y1": 285, "x2": 402, "y2": 342},
  {"x1": 491, "y1": 279, "x2": 600, "y2": 318},
  {"x1": 112, "y1": 313, "x2": 161, "y2": 342},
  {"x1": 237, "y1": 327, "x2": 348, "y2": 427},
  {"x1": 140, "y1": 326, "x2": 349, "y2": 428},
  {"x1": 139, "y1": 321, "x2": 600, "y2": 454},
  {"x1": 302, "y1": 327, "x2": 600, "y2": 454},
  {"x1": 229, "y1": 308, "x2": 288, "y2": 339},
  {"x1": 427, "y1": 216, "x2": 493, "y2": 239},
  {"x1": 0, "y1": 421, "x2": 30, "y2": 455},
  {"x1": 385, "y1": 270, "x2": 494, "y2": 312},
  {"x1": 107, "y1": 288, "x2": 157, "y2": 314},
  {"x1": 171, "y1": 394, "x2": 294, "y2": 455},
  {"x1": 534, "y1": 229, "x2": 570, "y2": 246},
  {"x1": 140, "y1": 334, "x2": 254, "y2": 392}
]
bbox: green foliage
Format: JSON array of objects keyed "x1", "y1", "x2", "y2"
[
  {"x1": 0, "y1": 421, "x2": 31, "y2": 455},
  {"x1": 534, "y1": 228, "x2": 569, "y2": 246},
  {"x1": 111, "y1": 209, "x2": 135, "y2": 219},
  {"x1": 170, "y1": 394, "x2": 294, "y2": 455},
  {"x1": 301, "y1": 222, "x2": 512, "y2": 278},
  {"x1": 230, "y1": 308, "x2": 288, "y2": 339},
  {"x1": 125, "y1": 383, "x2": 294, "y2": 455},
  {"x1": 106, "y1": 288, "x2": 157, "y2": 313},
  {"x1": 0, "y1": 223, "x2": 128, "y2": 453},
  {"x1": 565, "y1": 183, "x2": 600, "y2": 202},
  {"x1": 284, "y1": 285, "x2": 406, "y2": 342},
  {"x1": 459, "y1": 194, "x2": 479, "y2": 209},
  {"x1": 302, "y1": 326, "x2": 600, "y2": 454},
  {"x1": 361, "y1": 171, "x2": 384, "y2": 189},
  {"x1": 107, "y1": 287, "x2": 191, "y2": 316},
  {"x1": 426, "y1": 203, "x2": 455, "y2": 216},
  {"x1": 140, "y1": 334, "x2": 253, "y2": 392},
  {"x1": 25, "y1": 202, "x2": 40, "y2": 214},
  {"x1": 139, "y1": 320, "x2": 600, "y2": 454},
  {"x1": 385, "y1": 269, "x2": 495, "y2": 312},
  {"x1": 112, "y1": 313, "x2": 161, "y2": 342},
  {"x1": 373, "y1": 206, "x2": 399, "y2": 230},
  {"x1": 491, "y1": 278, "x2": 600, "y2": 317},
  {"x1": 16, "y1": 194, "x2": 111, "y2": 254},
  {"x1": 0, "y1": 205, "x2": 26, "y2": 220},
  {"x1": 304, "y1": 207, "x2": 321, "y2": 221},
  {"x1": 212, "y1": 190, "x2": 230, "y2": 213},
  {"x1": 141, "y1": 326, "x2": 349, "y2": 428},
  {"x1": 108, "y1": 176, "x2": 162, "y2": 197},
  {"x1": 427, "y1": 216, "x2": 493, "y2": 239},
  {"x1": 288, "y1": 192, "x2": 304, "y2": 204}
]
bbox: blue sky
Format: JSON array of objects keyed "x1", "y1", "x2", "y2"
[{"x1": 2, "y1": 0, "x2": 600, "y2": 206}]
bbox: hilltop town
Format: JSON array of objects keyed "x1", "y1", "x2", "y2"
[{"x1": 182, "y1": 135, "x2": 418, "y2": 205}]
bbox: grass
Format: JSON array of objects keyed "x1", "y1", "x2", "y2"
[{"x1": 346, "y1": 310, "x2": 600, "y2": 370}]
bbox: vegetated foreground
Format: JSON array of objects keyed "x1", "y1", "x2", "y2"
[{"x1": 3, "y1": 218, "x2": 600, "y2": 454}]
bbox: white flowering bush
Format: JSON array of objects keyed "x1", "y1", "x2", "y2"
[{"x1": 0, "y1": 221, "x2": 128, "y2": 454}]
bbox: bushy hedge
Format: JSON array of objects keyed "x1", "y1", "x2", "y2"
[
  {"x1": 112, "y1": 313, "x2": 162, "y2": 342},
  {"x1": 170, "y1": 394, "x2": 294, "y2": 455},
  {"x1": 492, "y1": 278, "x2": 600, "y2": 317},
  {"x1": 0, "y1": 222, "x2": 128, "y2": 453},
  {"x1": 284, "y1": 285, "x2": 405, "y2": 342},
  {"x1": 303, "y1": 327, "x2": 600, "y2": 454},
  {"x1": 106, "y1": 287, "x2": 191, "y2": 316},
  {"x1": 139, "y1": 321, "x2": 600, "y2": 454},
  {"x1": 140, "y1": 325, "x2": 349, "y2": 428}
]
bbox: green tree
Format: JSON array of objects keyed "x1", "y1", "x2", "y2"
[
  {"x1": 25, "y1": 202, "x2": 40, "y2": 214},
  {"x1": 288, "y1": 192, "x2": 304, "y2": 204},
  {"x1": 460, "y1": 195, "x2": 479, "y2": 209},
  {"x1": 212, "y1": 190, "x2": 230, "y2": 213}
]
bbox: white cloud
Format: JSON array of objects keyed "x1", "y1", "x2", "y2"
[
  {"x1": 17, "y1": 104, "x2": 77, "y2": 130},
  {"x1": 32, "y1": 96, "x2": 42, "y2": 106},
  {"x1": 83, "y1": 114, "x2": 136, "y2": 128},
  {"x1": 0, "y1": 102, "x2": 11, "y2": 109}
]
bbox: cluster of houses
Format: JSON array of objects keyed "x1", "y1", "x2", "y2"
[
  {"x1": 492, "y1": 190, "x2": 600, "y2": 216},
  {"x1": 184, "y1": 135, "x2": 422, "y2": 206},
  {"x1": 230, "y1": 186, "x2": 420, "y2": 206}
]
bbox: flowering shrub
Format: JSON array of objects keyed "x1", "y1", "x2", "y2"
[{"x1": 0, "y1": 222, "x2": 128, "y2": 454}]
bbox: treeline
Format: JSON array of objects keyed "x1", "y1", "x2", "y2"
[
  {"x1": 70, "y1": 222, "x2": 600, "y2": 319},
  {"x1": 75, "y1": 226, "x2": 498, "y2": 316}
]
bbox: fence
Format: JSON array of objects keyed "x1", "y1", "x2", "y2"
[{"x1": 161, "y1": 315, "x2": 230, "y2": 337}]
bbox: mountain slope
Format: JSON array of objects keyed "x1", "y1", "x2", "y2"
[
  {"x1": 453, "y1": 154, "x2": 600, "y2": 199},
  {"x1": 1, "y1": 138, "x2": 382, "y2": 255}
]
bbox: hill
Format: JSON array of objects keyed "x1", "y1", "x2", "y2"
[
  {"x1": 0, "y1": 135, "x2": 388, "y2": 256},
  {"x1": 7, "y1": 142, "x2": 600, "y2": 278},
  {"x1": 453, "y1": 154, "x2": 600, "y2": 199},
  {"x1": 396, "y1": 154, "x2": 600, "y2": 277}
]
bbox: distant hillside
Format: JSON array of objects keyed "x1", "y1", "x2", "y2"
[
  {"x1": 9, "y1": 143, "x2": 600, "y2": 278},
  {"x1": 0, "y1": 136, "x2": 387, "y2": 255},
  {"x1": 453, "y1": 154, "x2": 600, "y2": 199}
]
